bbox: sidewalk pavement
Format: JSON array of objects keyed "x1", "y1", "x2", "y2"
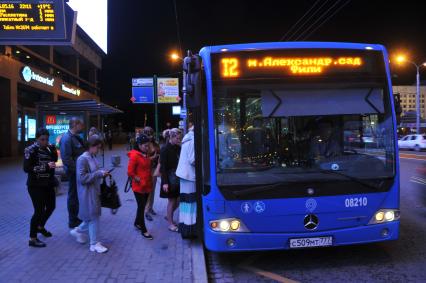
[{"x1": 0, "y1": 145, "x2": 207, "y2": 283}]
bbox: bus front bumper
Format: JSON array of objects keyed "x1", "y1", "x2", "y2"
[{"x1": 204, "y1": 221, "x2": 399, "y2": 252}]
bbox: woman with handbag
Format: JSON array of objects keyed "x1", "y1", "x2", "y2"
[
  {"x1": 160, "y1": 128, "x2": 182, "y2": 232},
  {"x1": 127, "y1": 134, "x2": 154, "y2": 239},
  {"x1": 70, "y1": 135, "x2": 110, "y2": 253}
]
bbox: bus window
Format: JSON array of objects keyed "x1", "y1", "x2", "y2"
[{"x1": 213, "y1": 86, "x2": 395, "y2": 189}]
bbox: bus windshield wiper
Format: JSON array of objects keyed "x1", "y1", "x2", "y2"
[
  {"x1": 314, "y1": 169, "x2": 382, "y2": 190},
  {"x1": 231, "y1": 182, "x2": 290, "y2": 197},
  {"x1": 229, "y1": 171, "x2": 386, "y2": 197}
]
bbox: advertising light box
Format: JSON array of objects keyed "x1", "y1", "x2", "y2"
[{"x1": 43, "y1": 114, "x2": 83, "y2": 147}]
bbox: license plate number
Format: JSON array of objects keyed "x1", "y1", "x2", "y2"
[{"x1": 289, "y1": 236, "x2": 333, "y2": 249}]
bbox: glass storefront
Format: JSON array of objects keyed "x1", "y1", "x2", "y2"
[{"x1": 17, "y1": 84, "x2": 53, "y2": 151}]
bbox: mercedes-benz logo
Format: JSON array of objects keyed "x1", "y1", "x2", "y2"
[{"x1": 304, "y1": 214, "x2": 319, "y2": 230}]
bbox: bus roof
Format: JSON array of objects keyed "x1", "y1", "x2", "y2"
[{"x1": 200, "y1": 42, "x2": 386, "y2": 55}]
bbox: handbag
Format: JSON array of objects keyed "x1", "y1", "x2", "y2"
[
  {"x1": 167, "y1": 170, "x2": 180, "y2": 193},
  {"x1": 100, "y1": 175, "x2": 121, "y2": 214},
  {"x1": 124, "y1": 176, "x2": 132, "y2": 193}
]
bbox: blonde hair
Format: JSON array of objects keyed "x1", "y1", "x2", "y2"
[
  {"x1": 169, "y1": 128, "x2": 182, "y2": 138},
  {"x1": 162, "y1": 129, "x2": 170, "y2": 139}
]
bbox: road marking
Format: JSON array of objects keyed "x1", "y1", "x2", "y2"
[
  {"x1": 399, "y1": 151, "x2": 426, "y2": 157},
  {"x1": 399, "y1": 152, "x2": 426, "y2": 161},
  {"x1": 410, "y1": 176, "x2": 426, "y2": 185},
  {"x1": 238, "y1": 255, "x2": 300, "y2": 283},
  {"x1": 411, "y1": 179, "x2": 426, "y2": 185}
]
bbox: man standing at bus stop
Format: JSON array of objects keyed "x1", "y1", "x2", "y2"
[{"x1": 60, "y1": 117, "x2": 85, "y2": 228}]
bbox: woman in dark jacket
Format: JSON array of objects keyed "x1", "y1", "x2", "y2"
[
  {"x1": 160, "y1": 128, "x2": 182, "y2": 232},
  {"x1": 23, "y1": 128, "x2": 58, "y2": 248}
]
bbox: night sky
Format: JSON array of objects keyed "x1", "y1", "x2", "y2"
[{"x1": 101, "y1": 0, "x2": 426, "y2": 130}]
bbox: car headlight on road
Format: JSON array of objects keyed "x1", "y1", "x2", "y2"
[
  {"x1": 369, "y1": 209, "x2": 400, "y2": 224},
  {"x1": 209, "y1": 218, "x2": 249, "y2": 232}
]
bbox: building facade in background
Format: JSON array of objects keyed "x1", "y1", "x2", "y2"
[
  {"x1": 393, "y1": 85, "x2": 426, "y2": 118},
  {"x1": 0, "y1": 27, "x2": 105, "y2": 157}
]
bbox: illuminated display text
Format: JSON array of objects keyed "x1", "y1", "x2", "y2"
[
  {"x1": 220, "y1": 56, "x2": 363, "y2": 77},
  {"x1": 0, "y1": 2, "x2": 56, "y2": 32}
]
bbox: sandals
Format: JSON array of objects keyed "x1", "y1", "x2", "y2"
[
  {"x1": 168, "y1": 224, "x2": 179, "y2": 232},
  {"x1": 164, "y1": 216, "x2": 177, "y2": 225}
]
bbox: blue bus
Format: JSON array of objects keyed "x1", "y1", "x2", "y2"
[{"x1": 184, "y1": 42, "x2": 399, "y2": 252}]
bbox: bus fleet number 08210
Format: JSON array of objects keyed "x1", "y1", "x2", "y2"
[{"x1": 345, "y1": 197, "x2": 368, "y2": 208}]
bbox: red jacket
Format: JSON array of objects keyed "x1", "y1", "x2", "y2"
[{"x1": 127, "y1": 150, "x2": 153, "y2": 194}]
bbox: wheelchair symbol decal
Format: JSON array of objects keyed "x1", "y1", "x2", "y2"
[{"x1": 254, "y1": 201, "x2": 266, "y2": 213}]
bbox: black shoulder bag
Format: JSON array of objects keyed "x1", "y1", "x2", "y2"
[
  {"x1": 100, "y1": 175, "x2": 121, "y2": 214},
  {"x1": 124, "y1": 176, "x2": 132, "y2": 193}
]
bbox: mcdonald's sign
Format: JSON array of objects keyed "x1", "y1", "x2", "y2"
[{"x1": 46, "y1": 115, "x2": 56, "y2": 125}]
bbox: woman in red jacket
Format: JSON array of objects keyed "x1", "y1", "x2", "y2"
[{"x1": 127, "y1": 134, "x2": 153, "y2": 240}]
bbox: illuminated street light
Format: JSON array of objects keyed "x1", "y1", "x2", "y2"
[
  {"x1": 170, "y1": 52, "x2": 181, "y2": 61},
  {"x1": 393, "y1": 54, "x2": 426, "y2": 133},
  {"x1": 396, "y1": 55, "x2": 406, "y2": 64}
]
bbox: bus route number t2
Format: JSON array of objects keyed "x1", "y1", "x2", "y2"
[{"x1": 221, "y1": 58, "x2": 239, "y2": 77}]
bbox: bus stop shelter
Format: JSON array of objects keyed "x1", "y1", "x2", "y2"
[
  {"x1": 35, "y1": 100, "x2": 123, "y2": 168},
  {"x1": 36, "y1": 99, "x2": 123, "y2": 134}
]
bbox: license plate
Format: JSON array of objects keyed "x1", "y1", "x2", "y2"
[{"x1": 289, "y1": 236, "x2": 333, "y2": 249}]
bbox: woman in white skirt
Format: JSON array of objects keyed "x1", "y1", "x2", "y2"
[{"x1": 176, "y1": 126, "x2": 197, "y2": 239}]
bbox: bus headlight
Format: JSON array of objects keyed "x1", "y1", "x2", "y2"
[
  {"x1": 369, "y1": 209, "x2": 400, "y2": 224},
  {"x1": 219, "y1": 220, "x2": 230, "y2": 231},
  {"x1": 209, "y1": 218, "x2": 249, "y2": 232}
]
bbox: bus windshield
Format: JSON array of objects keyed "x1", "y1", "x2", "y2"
[{"x1": 213, "y1": 82, "x2": 396, "y2": 194}]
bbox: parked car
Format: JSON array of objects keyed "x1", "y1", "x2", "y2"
[{"x1": 398, "y1": 134, "x2": 426, "y2": 151}]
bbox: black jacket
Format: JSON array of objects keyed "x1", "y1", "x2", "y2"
[
  {"x1": 23, "y1": 143, "x2": 58, "y2": 187},
  {"x1": 160, "y1": 143, "x2": 181, "y2": 185},
  {"x1": 59, "y1": 130, "x2": 85, "y2": 174}
]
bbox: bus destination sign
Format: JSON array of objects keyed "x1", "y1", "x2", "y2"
[{"x1": 212, "y1": 49, "x2": 384, "y2": 80}]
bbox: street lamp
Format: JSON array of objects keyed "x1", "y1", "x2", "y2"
[
  {"x1": 168, "y1": 52, "x2": 188, "y2": 134},
  {"x1": 394, "y1": 54, "x2": 426, "y2": 134},
  {"x1": 170, "y1": 52, "x2": 181, "y2": 61}
]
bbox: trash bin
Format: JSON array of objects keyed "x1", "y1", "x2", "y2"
[{"x1": 111, "y1": 155, "x2": 121, "y2": 167}]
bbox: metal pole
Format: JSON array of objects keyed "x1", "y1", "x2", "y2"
[
  {"x1": 182, "y1": 53, "x2": 189, "y2": 135},
  {"x1": 182, "y1": 72, "x2": 187, "y2": 135},
  {"x1": 154, "y1": 75, "x2": 159, "y2": 141},
  {"x1": 416, "y1": 66, "x2": 421, "y2": 134},
  {"x1": 101, "y1": 115, "x2": 105, "y2": 167}
]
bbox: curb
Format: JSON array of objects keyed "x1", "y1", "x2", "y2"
[{"x1": 191, "y1": 239, "x2": 209, "y2": 283}]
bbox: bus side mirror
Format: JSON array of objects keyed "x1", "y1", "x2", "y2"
[{"x1": 183, "y1": 53, "x2": 201, "y2": 108}]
